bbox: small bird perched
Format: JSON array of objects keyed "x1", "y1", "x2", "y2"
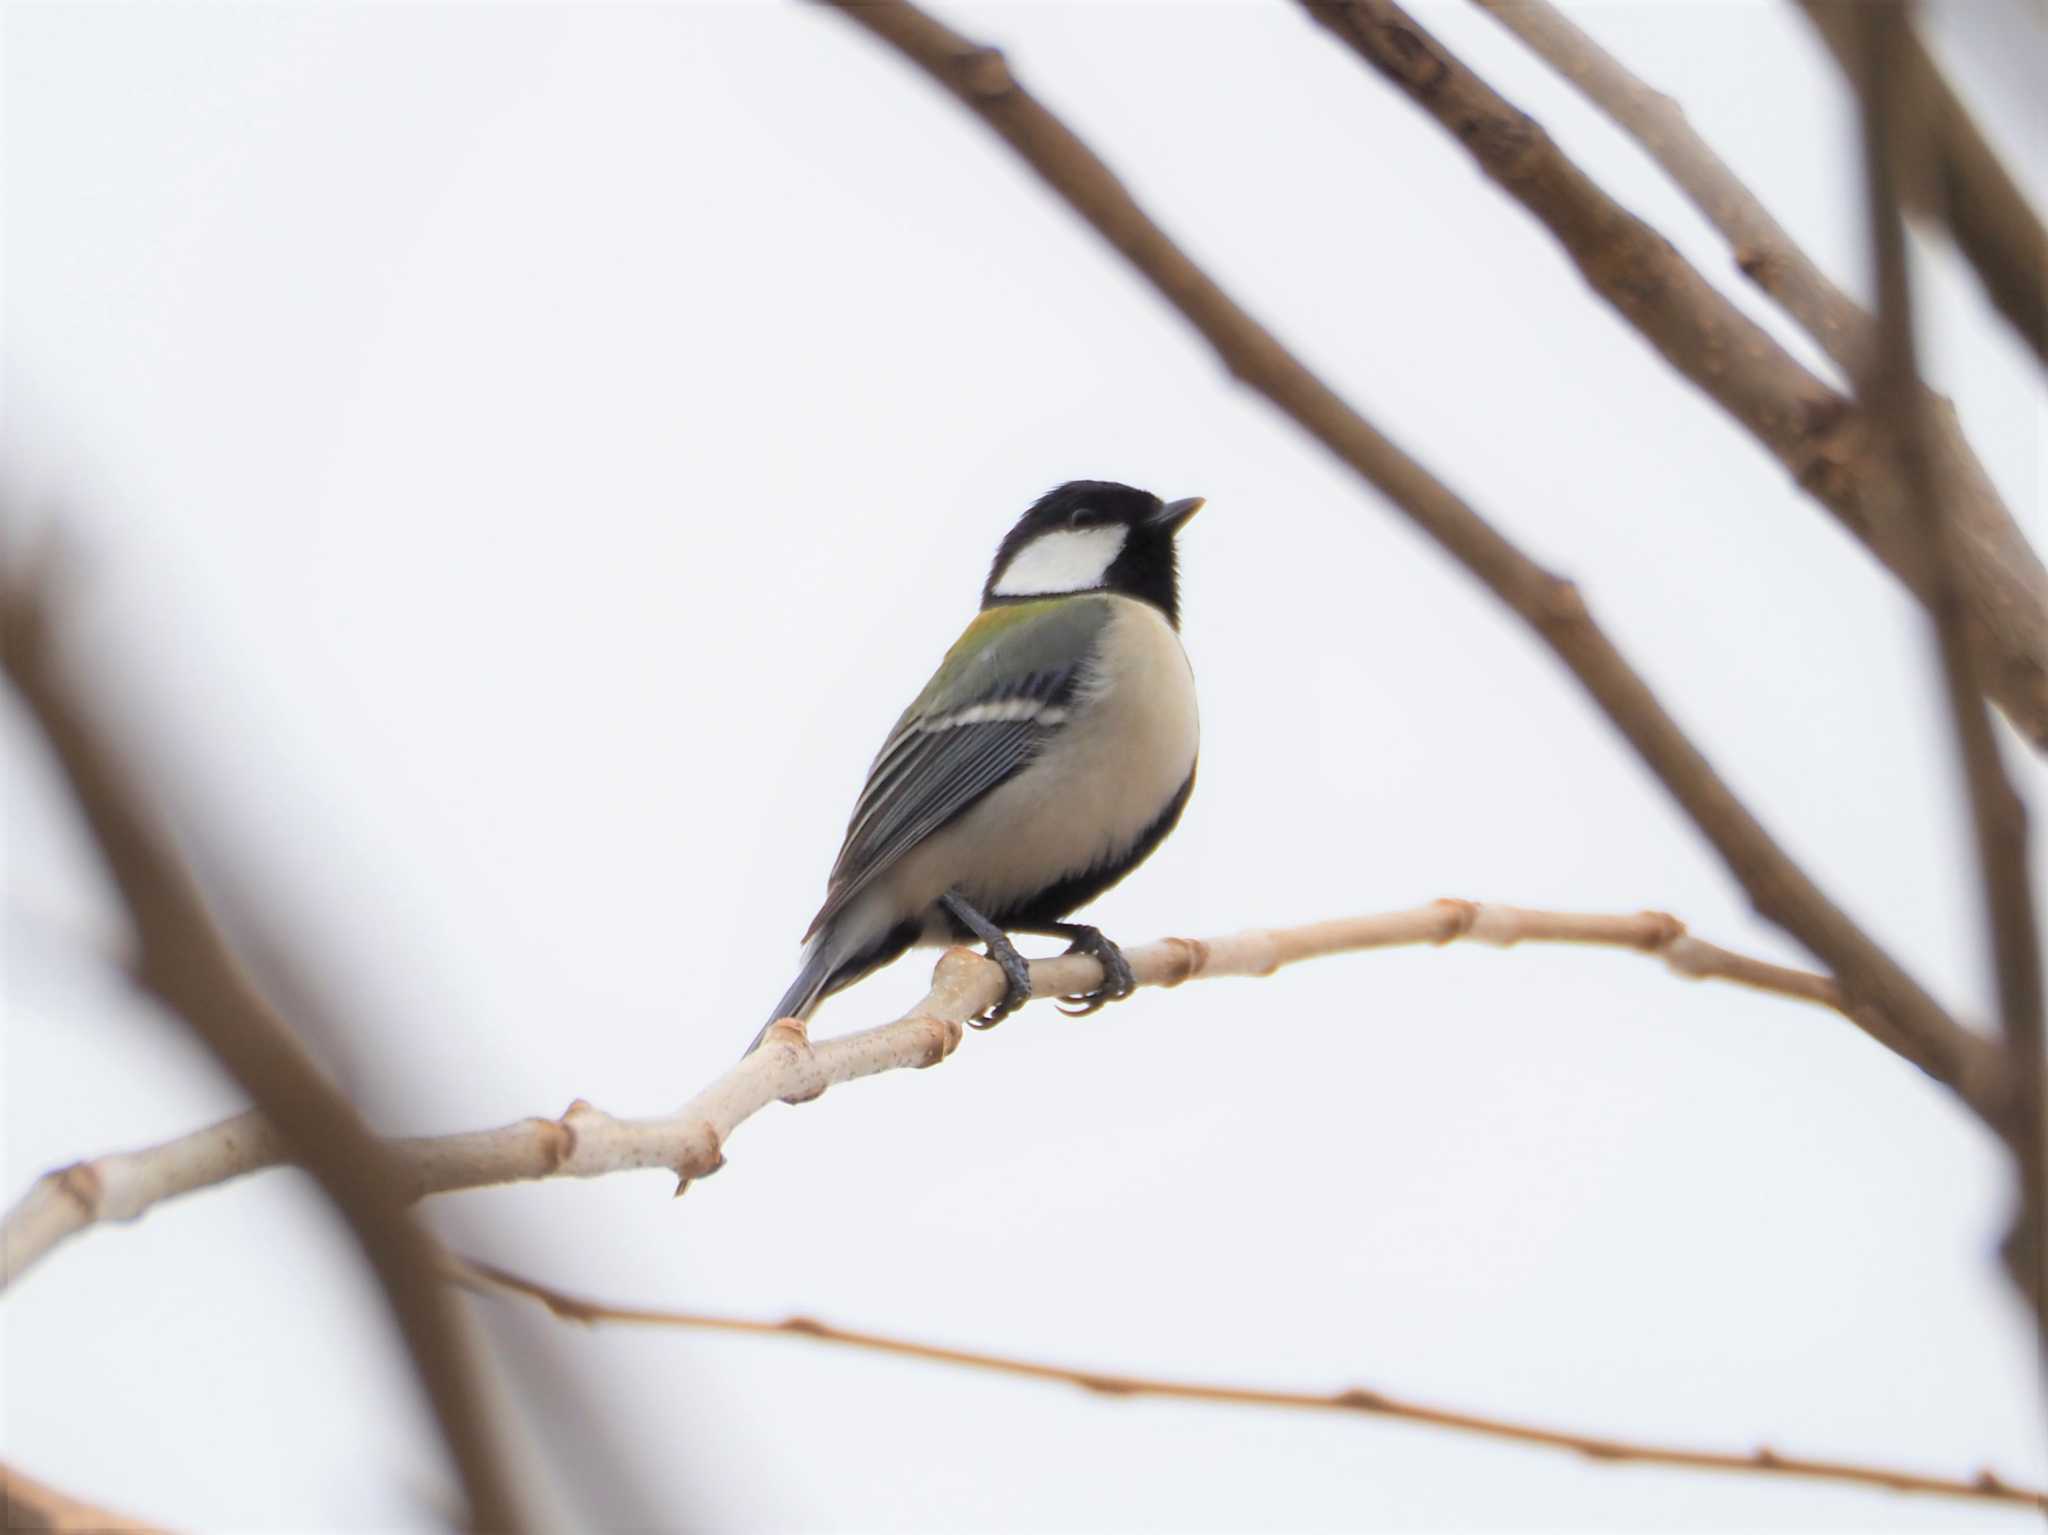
[{"x1": 747, "y1": 479, "x2": 1203, "y2": 1053}]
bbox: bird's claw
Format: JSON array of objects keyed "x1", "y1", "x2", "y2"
[
  {"x1": 1055, "y1": 926, "x2": 1136, "y2": 1017},
  {"x1": 968, "y1": 938, "x2": 1035, "y2": 1030}
]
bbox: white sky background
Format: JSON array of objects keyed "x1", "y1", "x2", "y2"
[{"x1": 3, "y1": 0, "x2": 2045, "y2": 1529}]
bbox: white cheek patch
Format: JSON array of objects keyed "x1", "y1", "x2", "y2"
[{"x1": 992, "y1": 525, "x2": 1128, "y2": 597}]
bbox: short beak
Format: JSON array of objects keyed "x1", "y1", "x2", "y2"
[{"x1": 1154, "y1": 495, "x2": 1205, "y2": 531}]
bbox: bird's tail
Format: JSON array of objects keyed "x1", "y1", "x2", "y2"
[{"x1": 744, "y1": 939, "x2": 838, "y2": 1056}]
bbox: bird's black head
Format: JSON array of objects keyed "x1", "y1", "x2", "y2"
[{"x1": 981, "y1": 479, "x2": 1204, "y2": 627}]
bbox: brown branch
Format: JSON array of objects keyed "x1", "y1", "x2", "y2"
[
  {"x1": 1850, "y1": 0, "x2": 2046, "y2": 1342},
  {"x1": 4, "y1": 900, "x2": 1873, "y2": 1289},
  {"x1": 454, "y1": 1257, "x2": 2048, "y2": 1513},
  {"x1": 1461, "y1": 3, "x2": 2040, "y2": 720},
  {"x1": 1799, "y1": 0, "x2": 2048, "y2": 372},
  {"x1": 1470, "y1": 0, "x2": 1875, "y2": 375},
  {"x1": 1299, "y1": 0, "x2": 2048, "y2": 750},
  {"x1": 0, "y1": 571, "x2": 528, "y2": 1534},
  {"x1": 2, "y1": 1461, "x2": 172, "y2": 1534},
  {"x1": 817, "y1": 2, "x2": 2011, "y2": 1135}
]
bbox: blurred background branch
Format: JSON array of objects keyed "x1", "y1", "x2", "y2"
[
  {"x1": 1469, "y1": 0, "x2": 1877, "y2": 374},
  {"x1": 1458, "y1": 0, "x2": 2048, "y2": 750},
  {"x1": 2, "y1": 1461, "x2": 169, "y2": 1534},
  {"x1": 1799, "y1": 0, "x2": 2048, "y2": 373},
  {"x1": 1846, "y1": 0, "x2": 2046, "y2": 1346},
  {"x1": 0, "y1": 563, "x2": 530, "y2": 1534},
  {"x1": 454, "y1": 1256, "x2": 2048, "y2": 1513},
  {"x1": 1301, "y1": 0, "x2": 2048, "y2": 752}
]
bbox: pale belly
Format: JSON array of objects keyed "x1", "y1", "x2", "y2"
[{"x1": 845, "y1": 595, "x2": 1198, "y2": 945}]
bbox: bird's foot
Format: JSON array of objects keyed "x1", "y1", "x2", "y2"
[
  {"x1": 967, "y1": 931, "x2": 1035, "y2": 1030},
  {"x1": 939, "y1": 889, "x2": 1036, "y2": 1029},
  {"x1": 1054, "y1": 925, "x2": 1136, "y2": 1017}
]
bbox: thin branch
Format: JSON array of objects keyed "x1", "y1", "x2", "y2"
[
  {"x1": 454, "y1": 1257, "x2": 2048, "y2": 1514},
  {"x1": 1460, "y1": 6, "x2": 2040, "y2": 741},
  {"x1": 1470, "y1": 0, "x2": 1875, "y2": 375},
  {"x1": 2, "y1": 1112, "x2": 290, "y2": 1286},
  {"x1": 1297, "y1": 0, "x2": 2048, "y2": 751},
  {"x1": 6, "y1": 899, "x2": 1871, "y2": 1290},
  {"x1": 1799, "y1": 0, "x2": 2048, "y2": 372},
  {"x1": 1851, "y1": 0, "x2": 2046, "y2": 1340},
  {"x1": 2, "y1": 1461, "x2": 171, "y2": 1535},
  {"x1": 0, "y1": 571, "x2": 529, "y2": 1535},
  {"x1": 817, "y1": 2, "x2": 2010, "y2": 1134}
]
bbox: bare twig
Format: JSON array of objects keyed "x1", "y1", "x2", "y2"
[
  {"x1": 818, "y1": 2, "x2": 2010, "y2": 1133},
  {"x1": 5, "y1": 900, "x2": 1876, "y2": 1289},
  {"x1": 1850, "y1": 0, "x2": 2046, "y2": 1340},
  {"x1": 454, "y1": 1258, "x2": 2048, "y2": 1513},
  {"x1": 1461, "y1": 4, "x2": 2041, "y2": 759},
  {"x1": 2, "y1": 1461, "x2": 171, "y2": 1534},
  {"x1": 2, "y1": 1112, "x2": 290, "y2": 1285},
  {"x1": 1470, "y1": 0, "x2": 1875, "y2": 374},
  {"x1": 0, "y1": 572, "x2": 528, "y2": 1534},
  {"x1": 1800, "y1": 0, "x2": 2048, "y2": 371},
  {"x1": 1298, "y1": 0, "x2": 2048, "y2": 750}
]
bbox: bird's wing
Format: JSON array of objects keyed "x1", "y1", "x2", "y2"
[{"x1": 803, "y1": 596, "x2": 1112, "y2": 941}]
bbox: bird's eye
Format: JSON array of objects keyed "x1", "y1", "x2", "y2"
[{"x1": 1068, "y1": 508, "x2": 1090, "y2": 527}]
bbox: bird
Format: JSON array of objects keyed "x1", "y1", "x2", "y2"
[{"x1": 747, "y1": 479, "x2": 1203, "y2": 1054}]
